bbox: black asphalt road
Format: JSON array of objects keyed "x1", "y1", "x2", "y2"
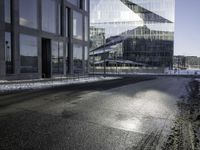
[{"x1": 0, "y1": 77, "x2": 189, "y2": 150}]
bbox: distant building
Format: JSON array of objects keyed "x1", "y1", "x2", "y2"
[
  {"x1": 0, "y1": 0, "x2": 90, "y2": 80},
  {"x1": 173, "y1": 56, "x2": 200, "y2": 70},
  {"x1": 173, "y1": 56, "x2": 186, "y2": 69},
  {"x1": 185, "y1": 56, "x2": 200, "y2": 69}
]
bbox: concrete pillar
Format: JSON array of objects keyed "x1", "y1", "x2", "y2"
[
  {"x1": 0, "y1": 0, "x2": 6, "y2": 78},
  {"x1": 12, "y1": 0, "x2": 20, "y2": 75}
]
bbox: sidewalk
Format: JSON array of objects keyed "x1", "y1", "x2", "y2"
[{"x1": 0, "y1": 76, "x2": 120, "y2": 94}]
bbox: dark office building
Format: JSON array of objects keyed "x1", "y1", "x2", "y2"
[{"x1": 0, "y1": 0, "x2": 89, "y2": 80}]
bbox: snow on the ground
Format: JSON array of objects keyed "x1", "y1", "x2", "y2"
[
  {"x1": 165, "y1": 69, "x2": 200, "y2": 75},
  {"x1": 0, "y1": 77, "x2": 120, "y2": 93}
]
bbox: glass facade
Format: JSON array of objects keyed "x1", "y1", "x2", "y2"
[
  {"x1": 19, "y1": 0, "x2": 38, "y2": 29},
  {"x1": 0, "y1": 0, "x2": 89, "y2": 79},
  {"x1": 73, "y1": 44, "x2": 83, "y2": 74},
  {"x1": 5, "y1": 32, "x2": 12, "y2": 74},
  {"x1": 73, "y1": 11, "x2": 83, "y2": 40},
  {"x1": 4, "y1": 0, "x2": 11, "y2": 23},
  {"x1": 52, "y1": 41, "x2": 64, "y2": 75},
  {"x1": 90, "y1": 0, "x2": 175, "y2": 74},
  {"x1": 20, "y1": 34, "x2": 38, "y2": 73},
  {"x1": 42, "y1": 0, "x2": 57, "y2": 33}
]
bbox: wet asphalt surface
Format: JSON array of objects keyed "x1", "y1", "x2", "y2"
[{"x1": 0, "y1": 77, "x2": 190, "y2": 150}]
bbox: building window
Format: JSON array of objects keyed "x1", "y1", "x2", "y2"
[
  {"x1": 20, "y1": 34, "x2": 38, "y2": 73},
  {"x1": 4, "y1": 0, "x2": 11, "y2": 23},
  {"x1": 84, "y1": 0, "x2": 88, "y2": 11},
  {"x1": 67, "y1": 0, "x2": 81, "y2": 8},
  {"x1": 66, "y1": 8, "x2": 69, "y2": 37},
  {"x1": 52, "y1": 41, "x2": 64, "y2": 74},
  {"x1": 5, "y1": 32, "x2": 13, "y2": 74},
  {"x1": 73, "y1": 44, "x2": 83, "y2": 74},
  {"x1": 73, "y1": 11, "x2": 83, "y2": 40},
  {"x1": 85, "y1": 16, "x2": 88, "y2": 41},
  {"x1": 19, "y1": 0, "x2": 38, "y2": 29},
  {"x1": 84, "y1": 46, "x2": 88, "y2": 73},
  {"x1": 42, "y1": 0, "x2": 56, "y2": 33}
]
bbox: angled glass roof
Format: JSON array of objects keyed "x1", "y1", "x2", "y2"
[
  {"x1": 90, "y1": 0, "x2": 175, "y2": 38},
  {"x1": 121, "y1": 0, "x2": 173, "y2": 23}
]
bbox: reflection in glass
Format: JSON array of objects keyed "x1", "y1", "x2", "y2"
[
  {"x1": 90, "y1": 0, "x2": 175, "y2": 74},
  {"x1": 42, "y1": 0, "x2": 56, "y2": 33},
  {"x1": 19, "y1": 0, "x2": 38, "y2": 28},
  {"x1": 5, "y1": 32, "x2": 13, "y2": 74},
  {"x1": 73, "y1": 11, "x2": 83, "y2": 40},
  {"x1": 73, "y1": 44, "x2": 83, "y2": 74},
  {"x1": 20, "y1": 34, "x2": 38, "y2": 73},
  {"x1": 4, "y1": 0, "x2": 11, "y2": 23},
  {"x1": 52, "y1": 41, "x2": 64, "y2": 74}
]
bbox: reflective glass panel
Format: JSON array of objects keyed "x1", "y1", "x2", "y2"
[
  {"x1": 73, "y1": 11, "x2": 83, "y2": 40},
  {"x1": 42, "y1": 0, "x2": 56, "y2": 33},
  {"x1": 73, "y1": 44, "x2": 83, "y2": 74},
  {"x1": 52, "y1": 41, "x2": 64, "y2": 74},
  {"x1": 19, "y1": 0, "x2": 38, "y2": 28},
  {"x1": 4, "y1": 0, "x2": 11, "y2": 23},
  {"x1": 90, "y1": 0, "x2": 175, "y2": 74},
  {"x1": 5, "y1": 32, "x2": 13, "y2": 74},
  {"x1": 20, "y1": 34, "x2": 38, "y2": 73}
]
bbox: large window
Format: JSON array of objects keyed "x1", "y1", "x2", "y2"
[
  {"x1": 20, "y1": 34, "x2": 38, "y2": 73},
  {"x1": 52, "y1": 41, "x2": 64, "y2": 74},
  {"x1": 19, "y1": 0, "x2": 38, "y2": 28},
  {"x1": 4, "y1": 0, "x2": 11, "y2": 23},
  {"x1": 73, "y1": 11, "x2": 83, "y2": 40},
  {"x1": 85, "y1": 16, "x2": 88, "y2": 41},
  {"x1": 5, "y1": 32, "x2": 13, "y2": 74},
  {"x1": 42, "y1": 0, "x2": 56, "y2": 33},
  {"x1": 73, "y1": 44, "x2": 83, "y2": 74}
]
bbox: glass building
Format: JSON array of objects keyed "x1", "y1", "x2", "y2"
[
  {"x1": 0, "y1": 0, "x2": 89, "y2": 80},
  {"x1": 90, "y1": 0, "x2": 175, "y2": 74}
]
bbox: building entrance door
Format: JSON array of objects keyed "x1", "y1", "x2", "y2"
[{"x1": 42, "y1": 38, "x2": 51, "y2": 78}]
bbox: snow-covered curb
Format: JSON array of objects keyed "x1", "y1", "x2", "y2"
[{"x1": 0, "y1": 77, "x2": 120, "y2": 94}]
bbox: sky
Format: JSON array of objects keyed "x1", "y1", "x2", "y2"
[{"x1": 175, "y1": 0, "x2": 200, "y2": 56}]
